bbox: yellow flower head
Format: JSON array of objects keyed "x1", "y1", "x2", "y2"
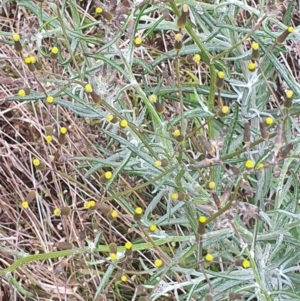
[
  {"x1": 154, "y1": 259, "x2": 163, "y2": 268},
  {"x1": 24, "y1": 57, "x2": 32, "y2": 64},
  {"x1": 171, "y1": 192, "x2": 178, "y2": 201},
  {"x1": 88, "y1": 200, "x2": 96, "y2": 208},
  {"x1": 13, "y1": 33, "x2": 20, "y2": 41},
  {"x1": 248, "y1": 62, "x2": 256, "y2": 71},
  {"x1": 84, "y1": 201, "x2": 90, "y2": 209},
  {"x1": 106, "y1": 114, "x2": 114, "y2": 122},
  {"x1": 32, "y1": 158, "x2": 40, "y2": 167},
  {"x1": 221, "y1": 106, "x2": 229, "y2": 114},
  {"x1": 217, "y1": 71, "x2": 225, "y2": 79},
  {"x1": 21, "y1": 201, "x2": 29, "y2": 209},
  {"x1": 149, "y1": 94, "x2": 157, "y2": 103},
  {"x1": 135, "y1": 207, "x2": 143, "y2": 215},
  {"x1": 110, "y1": 253, "x2": 117, "y2": 261},
  {"x1": 175, "y1": 33, "x2": 183, "y2": 42},
  {"x1": 29, "y1": 56, "x2": 36, "y2": 64},
  {"x1": 111, "y1": 210, "x2": 118, "y2": 219},
  {"x1": 285, "y1": 90, "x2": 293, "y2": 98},
  {"x1": 288, "y1": 26, "x2": 294, "y2": 33},
  {"x1": 104, "y1": 171, "x2": 112, "y2": 179},
  {"x1": 121, "y1": 275, "x2": 127, "y2": 282},
  {"x1": 45, "y1": 135, "x2": 52, "y2": 143},
  {"x1": 193, "y1": 54, "x2": 201, "y2": 63},
  {"x1": 96, "y1": 7, "x2": 103, "y2": 13},
  {"x1": 172, "y1": 129, "x2": 181, "y2": 137},
  {"x1": 251, "y1": 42, "x2": 259, "y2": 50},
  {"x1": 18, "y1": 89, "x2": 26, "y2": 97},
  {"x1": 149, "y1": 224, "x2": 157, "y2": 232},
  {"x1": 134, "y1": 37, "x2": 142, "y2": 46},
  {"x1": 245, "y1": 160, "x2": 255, "y2": 169},
  {"x1": 60, "y1": 127, "x2": 67, "y2": 134},
  {"x1": 120, "y1": 120, "x2": 128, "y2": 128},
  {"x1": 51, "y1": 46, "x2": 59, "y2": 54},
  {"x1": 265, "y1": 117, "x2": 274, "y2": 125},
  {"x1": 208, "y1": 181, "x2": 216, "y2": 190},
  {"x1": 85, "y1": 84, "x2": 93, "y2": 93},
  {"x1": 54, "y1": 208, "x2": 61, "y2": 216},
  {"x1": 124, "y1": 242, "x2": 132, "y2": 250},
  {"x1": 198, "y1": 216, "x2": 207, "y2": 223},
  {"x1": 46, "y1": 96, "x2": 54, "y2": 104},
  {"x1": 257, "y1": 163, "x2": 264, "y2": 170},
  {"x1": 242, "y1": 259, "x2": 250, "y2": 268},
  {"x1": 154, "y1": 160, "x2": 162, "y2": 167},
  {"x1": 205, "y1": 253, "x2": 213, "y2": 262}
]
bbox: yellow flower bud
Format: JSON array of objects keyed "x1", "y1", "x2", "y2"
[
  {"x1": 149, "y1": 224, "x2": 157, "y2": 232},
  {"x1": 134, "y1": 37, "x2": 142, "y2": 47},
  {"x1": 21, "y1": 201, "x2": 29, "y2": 209},
  {"x1": 245, "y1": 160, "x2": 255, "y2": 169},
  {"x1": 120, "y1": 120, "x2": 128, "y2": 128},
  {"x1": 46, "y1": 96, "x2": 54, "y2": 104},
  {"x1": 205, "y1": 254, "x2": 213, "y2": 262},
  {"x1": 154, "y1": 259, "x2": 163, "y2": 268},
  {"x1": 85, "y1": 84, "x2": 93, "y2": 93},
  {"x1": 53, "y1": 208, "x2": 61, "y2": 216}
]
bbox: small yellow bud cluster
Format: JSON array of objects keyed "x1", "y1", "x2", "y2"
[
  {"x1": 265, "y1": 117, "x2": 274, "y2": 125},
  {"x1": 177, "y1": 4, "x2": 189, "y2": 29},
  {"x1": 107, "y1": 209, "x2": 118, "y2": 222},
  {"x1": 32, "y1": 158, "x2": 46, "y2": 171},
  {"x1": 151, "y1": 96, "x2": 165, "y2": 114},
  {"x1": 84, "y1": 84, "x2": 101, "y2": 103},
  {"x1": 50, "y1": 46, "x2": 59, "y2": 59},
  {"x1": 18, "y1": 88, "x2": 31, "y2": 97},
  {"x1": 218, "y1": 105, "x2": 230, "y2": 117},
  {"x1": 251, "y1": 42, "x2": 260, "y2": 61},
  {"x1": 276, "y1": 26, "x2": 294, "y2": 44},
  {"x1": 100, "y1": 171, "x2": 113, "y2": 184},
  {"x1": 46, "y1": 96, "x2": 54, "y2": 104},
  {"x1": 284, "y1": 90, "x2": 293, "y2": 109},
  {"x1": 198, "y1": 216, "x2": 206, "y2": 235},
  {"x1": 242, "y1": 259, "x2": 250, "y2": 268},
  {"x1": 154, "y1": 258, "x2": 163, "y2": 268},
  {"x1": 174, "y1": 33, "x2": 183, "y2": 51},
  {"x1": 106, "y1": 114, "x2": 118, "y2": 124},
  {"x1": 245, "y1": 159, "x2": 255, "y2": 169},
  {"x1": 154, "y1": 159, "x2": 168, "y2": 168},
  {"x1": 21, "y1": 201, "x2": 29, "y2": 209},
  {"x1": 119, "y1": 119, "x2": 128, "y2": 128},
  {"x1": 134, "y1": 207, "x2": 143, "y2": 221},
  {"x1": 58, "y1": 127, "x2": 68, "y2": 144},
  {"x1": 205, "y1": 253, "x2": 213, "y2": 262},
  {"x1": 20, "y1": 190, "x2": 36, "y2": 209},
  {"x1": 53, "y1": 208, "x2": 61, "y2": 216},
  {"x1": 124, "y1": 241, "x2": 133, "y2": 257},
  {"x1": 83, "y1": 200, "x2": 96, "y2": 209},
  {"x1": 185, "y1": 54, "x2": 201, "y2": 64},
  {"x1": 24, "y1": 56, "x2": 37, "y2": 72},
  {"x1": 149, "y1": 224, "x2": 157, "y2": 232},
  {"x1": 248, "y1": 62, "x2": 256, "y2": 72},
  {"x1": 95, "y1": 6, "x2": 113, "y2": 22},
  {"x1": 216, "y1": 71, "x2": 225, "y2": 89},
  {"x1": 13, "y1": 33, "x2": 23, "y2": 53},
  {"x1": 134, "y1": 37, "x2": 142, "y2": 47},
  {"x1": 207, "y1": 181, "x2": 216, "y2": 190},
  {"x1": 172, "y1": 129, "x2": 184, "y2": 142},
  {"x1": 171, "y1": 191, "x2": 186, "y2": 201}
]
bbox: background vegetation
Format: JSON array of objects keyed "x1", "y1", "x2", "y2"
[{"x1": 1, "y1": 0, "x2": 300, "y2": 300}]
